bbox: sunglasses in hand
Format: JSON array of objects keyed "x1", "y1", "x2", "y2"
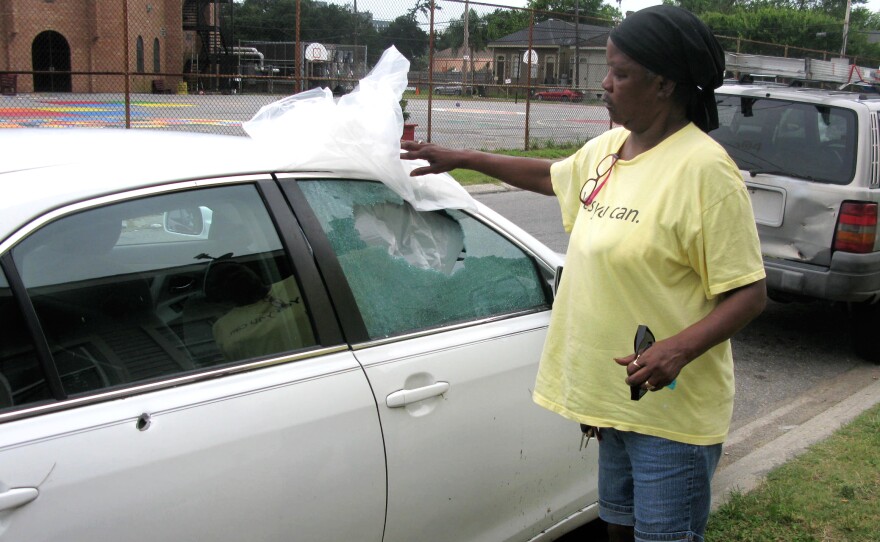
[{"x1": 630, "y1": 325, "x2": 654, "y2": 401}]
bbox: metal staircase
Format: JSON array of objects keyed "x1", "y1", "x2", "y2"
[{"x1": 182, "y1": 0, "x2": 234, "y2": 91}]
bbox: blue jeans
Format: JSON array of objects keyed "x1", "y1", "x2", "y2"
[{"x1": 597, "y1": 428, "x2": 722, "y2": 542}]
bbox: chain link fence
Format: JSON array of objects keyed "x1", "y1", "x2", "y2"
[{"x1": 1, "y1": 0, "x2": 877, "y2": 149}]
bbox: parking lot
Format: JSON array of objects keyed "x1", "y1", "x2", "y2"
[{"x1": 0, "y1": 92, "x2": 610, "y2": 149}]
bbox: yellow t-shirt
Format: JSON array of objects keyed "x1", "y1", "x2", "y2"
[{"x1": 533, "y1": 124, "x2": 765, "y2": 445}]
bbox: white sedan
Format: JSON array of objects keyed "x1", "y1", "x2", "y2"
[{"x1": 0, "y1": 129, "x2": 598, "y2": 542}]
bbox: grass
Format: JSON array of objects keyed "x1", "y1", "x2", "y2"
[
  {"x1": 706, "y1": 403, "x2": 880, "y2": 541},
  {"x1": 448, "y1": 142, "x2": 584, "y2": 186}
]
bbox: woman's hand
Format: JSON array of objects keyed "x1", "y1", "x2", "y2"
[
  {"x1": 614, "y1": 338, "x2": 687, "y2": 392},
  {"x1": 400, "y1": 140, "x2": 466, "y2": 176}
]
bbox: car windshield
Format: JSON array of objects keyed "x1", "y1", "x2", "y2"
[{"x1": 711, "y1": 95, "x2": 857, "y2": 185}]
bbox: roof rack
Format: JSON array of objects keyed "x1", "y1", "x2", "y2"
[{"x1": 725, "y1": 52, "x2": 877, "y2": 87}]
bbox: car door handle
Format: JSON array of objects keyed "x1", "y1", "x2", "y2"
[
  {"x1": 0, "y1": 487, "x2": 38, "y2": 511},
  {"x1": 386, "y1": 382, "x2": 450, "y2": 408}
]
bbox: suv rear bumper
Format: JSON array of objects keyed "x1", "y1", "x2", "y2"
[{"x1": 764, "y1": 251, "x2": 880, "y2": 303}]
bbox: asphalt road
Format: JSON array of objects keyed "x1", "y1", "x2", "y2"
[
  {"x1": 407, "y1": 96, "x2": 611, "y2": 151},
  {"x1": 0, "y1": 94, "x2": 610, "y2": 150}
]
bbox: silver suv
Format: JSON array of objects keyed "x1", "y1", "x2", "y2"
[{"x1": 711, "y1": 84, "x2": 880, "y2": 361}]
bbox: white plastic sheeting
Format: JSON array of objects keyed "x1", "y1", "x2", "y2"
[
  {"x1": 354, "y1": 203, "x2": 465, "y2": 276},
  {"x1": 243, "y1": 46, "x2": 478, "y2": 212}
]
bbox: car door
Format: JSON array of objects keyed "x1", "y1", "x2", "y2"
[
  {"x1": 286, "y1": 178, "x2": 599, "y2": 542},
  {"x1": 0, "y1": 179, "x2": 386, "y2": 542}
]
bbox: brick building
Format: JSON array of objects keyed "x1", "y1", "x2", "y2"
[{"x1": 0, "y1": 0, "x2": 226, "y2": 94}]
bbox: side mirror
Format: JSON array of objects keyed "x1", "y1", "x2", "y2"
[{"x1": 164, "y1": 207, "x2": 210, "y2": 236}]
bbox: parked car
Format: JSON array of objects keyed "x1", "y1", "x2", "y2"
[
  {"x1": 0, "y1": 129, "x2": 598, "y2": 541},
  {"x1": 534, "y1": 88, "x2": 584, "y2": 102},
  {"x1": 433, "y1": 84, "x2": 474, "y2": 95},
  {"x1": 710, "y1": 84, "x2": 880, "y2": 361}
]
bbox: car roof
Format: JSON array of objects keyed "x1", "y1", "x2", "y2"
[
  {"x1": 0, "y1": 129, "x2": 333, "y2": 242},
  {"x1": 0, "y1": 129, "x2": 563, "y2": 278},
  {"x1": 717, "y1": 83, "x2": 880, "y2": 105}
]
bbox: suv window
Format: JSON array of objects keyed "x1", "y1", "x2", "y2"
[
  {"x1": 712, "y1": 95, "x2": 857, "y2": 185},
  {"x1": 0, "y1": 269, "x2": 44, "y2": 412},
  {"x1": 298, "y1": 180, "x2": 550, "y2": 339},
  {"x1": 11, "y1": 185, "x2": 316, "y2": 398}
]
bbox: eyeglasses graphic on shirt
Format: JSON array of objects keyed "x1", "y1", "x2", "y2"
[
  {"x1": 579, "y1": 153, "x2": 619, "y2": 209},
  {"x1": 630, "y1": 324, "x2": 654, "y2": 401}
]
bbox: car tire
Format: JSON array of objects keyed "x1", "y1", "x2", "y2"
[
  {"x1": 537, "y1": 95, "x2": 544, "y2": 101},
  {"x1": 850, "y1": 301, "x2": 880, "y2": 363},
  {"x1": 563, "y1": 96, "x2": 570, "y2": 102}
]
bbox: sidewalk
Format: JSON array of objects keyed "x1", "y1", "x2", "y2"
[
  {"x1": 711, "y1": 362, "x2": 880, "y2": 508},
  {"x1": 463, "y1": 182, "x2": 512, "y2": 195}
]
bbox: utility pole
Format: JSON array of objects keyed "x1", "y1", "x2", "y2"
[
  {"x1": 574, "y1": 0, "x2": 579, "y2": 89},
  {"x1": 295, "y1": 0, "x2": 301, "y2": 92},
  {"x1": 841, "y1": 0, "x2": 852, "y2": 58},
  {"x1": 462, "y1": 0, "x2": 469, "y2": 92},
  {"x1": 353, "y1": 0, "x2": 359, "y2": 78}
]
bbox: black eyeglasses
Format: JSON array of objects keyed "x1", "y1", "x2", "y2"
[
  {"x1": 579, "y1": 153, "x2": 619, "y2": 209},
  {"x1": 630, "y1": 324, "x2": 654, "y2": 401}
]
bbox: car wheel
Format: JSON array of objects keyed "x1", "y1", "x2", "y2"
[
  {"x1": 537, "y1": 95, "x2": 543, "y2": 101},
  {"x1": 563, "y1": 96, "x2": 570, "y2": 102},
  {"x1": 850, "y1": 301, "x2": 880, "y2": 363}
]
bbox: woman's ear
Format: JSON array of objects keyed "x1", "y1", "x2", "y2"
[{"x1": 657, "y1": 77, "x2": 677, "y2": 99}]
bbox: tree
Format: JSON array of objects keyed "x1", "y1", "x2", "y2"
[
  {"x1": 483, "y1": 9, "x2": 530, "y2": 42},
  {"x1": 233, "y1": 0, "x2": 298, "y2": 42},
  {"x1": 693, "y1": 1, "x2": 880, "y2": 60},
  {"x1": 408, "y1": 0, "x2": 441, "y2": 21},
  {"x1": 702, "y1": 7, "x2": 846, "y2": 50},
  {"x1": 231, "y1": 0, "x2": 385, "y2": 62},
  {"x1": 379, "y1": 16, "x2": 430, "y2": 67},
  {"x1": 436, "y1": 10, "x2": 488, "y2": 52},
  {"x1": 527, "y1": 0, "x2": 619, "y2": 24}
]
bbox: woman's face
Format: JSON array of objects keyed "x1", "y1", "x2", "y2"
[{"x1": 600, "y1": 38, "x2": 664, "y2": 132}]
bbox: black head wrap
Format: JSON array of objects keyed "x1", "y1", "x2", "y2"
[{"x1": 609, "y1": 6, "x2": 725, "y2": 132}]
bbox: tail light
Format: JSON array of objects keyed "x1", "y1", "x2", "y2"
[{"x1": 833, "y1": 202, "x2": 878, "y2": 254}]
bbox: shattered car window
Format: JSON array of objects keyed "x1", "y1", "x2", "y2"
[{"x1": 299, "y1": 180, "x2": 550, "y2": 339}]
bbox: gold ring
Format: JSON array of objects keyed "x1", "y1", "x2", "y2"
[{"x1": 645, "y1": 381, "x2": 656, "y2": 391}]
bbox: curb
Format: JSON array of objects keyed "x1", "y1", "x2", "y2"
[
  {"x1": 464, "y1": 183, "x2": 516, "y2": 195},
  {"x1": 711, "y1": 363, "x2": 880, "y2": 509}
]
